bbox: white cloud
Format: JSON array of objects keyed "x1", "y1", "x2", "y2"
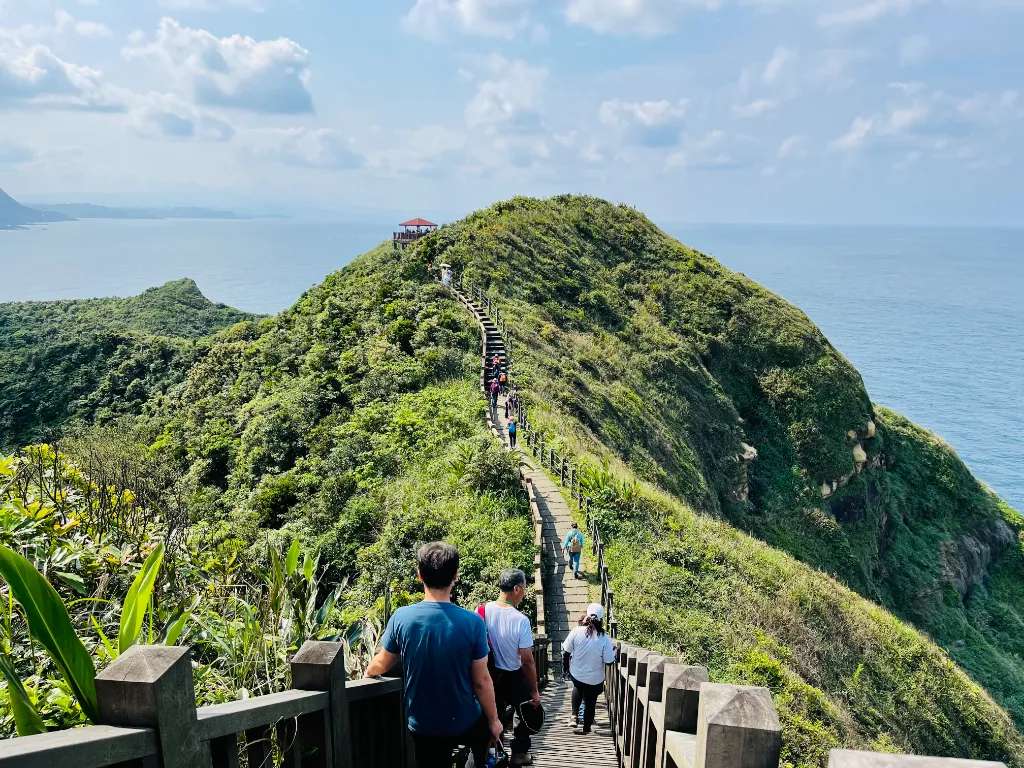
[
  {"x1": 403, "y1": 0, "x2": 534, "y2": 40},
  {"x1": 667, "y1": 129, "x2": 746, "y2": 170},
  {"x1": 762, "y1": 46, "x2": 795, "y2": 85},
  {"x1": 247, "y1": 127, "x2": 364, "y2": 169},
  {"x1": 123, "y1": 17, "x2": 313, "y2": 114},
  {"x1": 830, "y1": 87, "x2": 1022, "y2": 156},
  {"x1": 777, "y1": 134, "x2": 806, "y2": 159},
  {"x1": 370, "y1": 124, "x2": 466, "y2": 176},
  {"x1": 130, "y1": 93, "x2": 234, "y2": 141},
  {"x1": 0, "y1": 30, "x2": 124, "y2": 110},
  {"x1": 464, "y1": 55, "x2": 547, "y2": 131},
  {"x1": 832, "y1": 115, "x2": 874, "y2": 150},
  {"x1": 899, "y1": 34, "x2": 930, "y2": 65},
  {"x1": 54, "y1": 10, "x2": 111, "y2": 38},
  {"x1": 818, "y1": 0, "x2": 922, "y2": 28},
  {"x1": 158, "y1": 0, "x2": 267, "y2": 10},
  {"x1": 733, "y1": 98, "x2": 778, "y2": 118},
  {"x1": 564, "y1": 0, "x2": 722, "y2": 36},
  {"x1": 598, "y1": 98, "x2": 687, "y2": 146}
]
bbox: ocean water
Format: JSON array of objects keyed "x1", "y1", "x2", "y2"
[
  {"x1": 672, "y1": 223, "x2": 1024, "y2": 511},
  {"x1": 1, "y1": 217, "x2": 1021, "y2": 510},
  {"x1": 0, "y1": 218, "x2": 387, "y2": 314}
]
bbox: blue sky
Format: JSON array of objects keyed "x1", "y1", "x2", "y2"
[{"x1": 1, "y1": 0, "x2": 1022, "y2": 224}]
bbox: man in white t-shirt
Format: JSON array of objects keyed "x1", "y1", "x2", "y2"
[{"x1": 479, "y1": 568, "x2": 542, "y2": 766}]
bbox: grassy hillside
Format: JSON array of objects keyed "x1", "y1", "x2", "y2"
[
  {"x1": 0, "y1": 249, "x2": 532, "y2": 735},
  {"x1": 0, "y1": 279, "x2": 253, "y2": 449},
  {"x1": 2, "y1": 196, "x2": 1020, "y2": 766},
  {"x1": 141, "y1": 248, "x2": 534, "y2": 598},
  {"x1": 414, "y1": 195, "x2": 1024, "y2": 763}
]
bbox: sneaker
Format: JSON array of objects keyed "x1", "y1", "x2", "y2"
[
  {"x1": 573, "y1": 725, "x2": 585, "y2": 735},
  {"x1": 566, "y1": 717, "x2": 578, "y2": 728},
  {"x1": 511, "y1": 754, "x2": 533, "y2": 766}
]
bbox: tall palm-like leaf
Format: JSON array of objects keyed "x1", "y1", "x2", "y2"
[
  {"x1": 0, "y1": 653, "x2": 46, "y2": 736},
  {"x1": 0, "y1": 545, "x2": 98, "y2": 721},
  {"x1": 118, "y1": 542, "x2": 164, "y2": 655}
]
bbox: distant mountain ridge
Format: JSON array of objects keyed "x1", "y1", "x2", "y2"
[
  {"x1": 31, "y1": 203, "x2": 245, "y2": 220},
  {"x1": 0, "y1": 188, "x2": 72, "y2": 227}
]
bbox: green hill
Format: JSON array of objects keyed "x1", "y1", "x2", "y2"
[
  {"x1": 0, "y1": 279, "x2": 253, "y2": 448},
  {"x1": 0, "y1": 196, "x2": 1020, "y2": 766}
]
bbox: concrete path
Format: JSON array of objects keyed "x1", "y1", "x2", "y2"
[{"x1": 456, "y1": 288, "x2": 618, "y2": 768}]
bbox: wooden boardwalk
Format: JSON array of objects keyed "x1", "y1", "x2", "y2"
[{"x1": 462, "y1": 292, "x2": 619, "y2": 768}]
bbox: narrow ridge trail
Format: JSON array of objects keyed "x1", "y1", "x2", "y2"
[{"x1": 455, "y1": 286, "x2": 618, "y2": 768}]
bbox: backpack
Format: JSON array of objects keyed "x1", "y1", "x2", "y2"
[
  {"x1": 568, "y1": 531, "x2": 583, "y2": 553},
  {"x1": 476, "y1": 603, "x2": 497, "y2": 670}
]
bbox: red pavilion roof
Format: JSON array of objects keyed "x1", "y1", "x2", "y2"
[{"x1": 400, "y1": 217, "x2": 437, "y2": 227}]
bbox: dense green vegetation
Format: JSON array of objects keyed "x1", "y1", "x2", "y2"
[
  {"x1": 0, "y1": 279, "x2": 253, "y2": 449},
  {"x1": 417, "y1": 195, "x2": 1024, "y2": 764},
  {"x1": 1, "y1": 195, "x2": 1020, "y2": 767},
  {"x1": 0, "y1": 250, "x2": 533, "y2": 734}
]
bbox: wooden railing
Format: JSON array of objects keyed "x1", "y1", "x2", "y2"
[
  {"x1": 459, "y1": 281, "x2": 1010, "y2": 768},
  {"x1": 0, "y1": 641, "x2": 407, "y2": 768}
]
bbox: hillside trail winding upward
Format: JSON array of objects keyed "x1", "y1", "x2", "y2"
[{"x1": 455, "y1": 286, "x2": 618, "y2": 768}]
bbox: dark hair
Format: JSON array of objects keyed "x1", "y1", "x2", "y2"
[
  {"x1": 578, "y1": 613, "x2": 605, "y2": 638},
  {"x1": 498, "y1": 568, "x2": 527, "y2": 592},
  {"x1": 417, "y1": 542, "x2": 459, "y2": 588}
]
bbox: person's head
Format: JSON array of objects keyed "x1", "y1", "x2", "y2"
[
  {"x1": 580, "y1": 603, "x2": 605, "y2": 637},
  {"x1": 571, "y1": 522, "x2": 578, "y2": 530},
  {"x1": 498, "y1": 568, "x2": 528, "y2": 606},
  {"x1": 416, "y1": 541, "x2": 459, "y2": 590}
]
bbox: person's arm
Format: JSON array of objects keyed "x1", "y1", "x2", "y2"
[
  {"x1": 518, "y1": 648, "x2": 541, "y2": 705},
  {"x1": 365, "y1": 649, "x2": 400, "y2": 677},
  {"x1": 471, "y1": 657, "x2": 504, "y2": 744},
  {"x1": 366, "y1": 613, "x2": 401, "y2": 678},
  {"x1": 561, "y1": 630, "x2": 575, "y2": 680}
]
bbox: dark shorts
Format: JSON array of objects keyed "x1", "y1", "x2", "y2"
[{"x1": 411, "y1": 714, "x2": 490, "y2": 768}]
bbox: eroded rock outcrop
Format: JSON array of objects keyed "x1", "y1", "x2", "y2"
[{"x1": 941, "y1": 519, "x2": 1018, "y2": 598}]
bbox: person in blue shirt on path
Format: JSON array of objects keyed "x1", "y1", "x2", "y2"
[
  {"x1": 366, "y1": 541, "x2": 503, "y2": 768},
  {"x1": 562, "y1": 522, "x2": 584, "y2": 579},
  {"x1": 507, "y1": 418, "x2": 518, "y2": 448}
]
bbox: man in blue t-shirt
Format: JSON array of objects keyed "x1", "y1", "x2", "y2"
[{"x1": 366, "y1": 541, "x2": 502, "y2": 768}]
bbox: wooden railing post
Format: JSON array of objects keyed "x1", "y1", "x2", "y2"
[
  {"x1": 630, "y1": 652, "x2": 663, "y2": 768},
  {"x1": 638, "y1": 655, "x2": 676, "y2": 768},
  {"x1": 694, "y1": 682, "x2": 781, "y2": 768},
  {"x1": 291, "y1": 640, "x2": 352, "y2": 768},
  {"x1": 655, "y1": 663, "x2": 710, "y2": 768},
  {"x1": 614, "y1": 643, "x2": 633, "y2": 751},
  {"x1": 95, "y1": 645, "x2": 209, "y2": 768}
]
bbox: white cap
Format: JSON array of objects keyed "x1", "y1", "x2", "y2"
[{"x1": 587, "y1": 603, "x2": 605, "y2": 620}]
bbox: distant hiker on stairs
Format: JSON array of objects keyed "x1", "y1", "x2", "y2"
[
  {"x1": 489, "y1": 377, "x2": 500, "y2": 409},
  {"x1": 507, "y1": 418, "x2": 518, "y2": 448},
  {"x1": 478, "y1": 569, "x2": 543, "y2": 766},
  {"x1": 562, "y1": 522, "x2": 584, "y2": 579}
]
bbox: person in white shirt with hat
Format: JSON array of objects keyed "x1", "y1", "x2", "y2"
[{"x1": 560, "y1": 603, "x2": 615, "y2": 735}]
